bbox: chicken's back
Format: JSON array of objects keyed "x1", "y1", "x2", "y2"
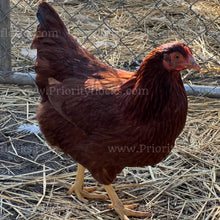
[{"x1": 31, "y1": 2, "x2": 129, "y2": 100}]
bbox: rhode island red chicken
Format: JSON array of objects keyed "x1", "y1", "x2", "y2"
[{"x1": 31, "y1": 2, "x2": 200, "y2": 219}]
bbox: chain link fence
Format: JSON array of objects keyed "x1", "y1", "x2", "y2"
[
  {"x1": 0, "y1": 0, "x2": 219, "y2": 87},
  {"x1": 0, "y1": 2, "x2": 219, "y2": 219}
]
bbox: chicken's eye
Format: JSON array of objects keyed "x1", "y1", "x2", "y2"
[{"x1": 175, "y1": 55, "x2": 180, "y2": 59}]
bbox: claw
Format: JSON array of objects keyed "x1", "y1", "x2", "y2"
[
  {"x1": 66, "y1": 164, "x2": 108, "y2": 203},
  {"x1": 104, "y1": 185, "x2": 151, "y2": 220},
  {"x1": 68, "y1": 183, "x2": 108, "y2": 203}
]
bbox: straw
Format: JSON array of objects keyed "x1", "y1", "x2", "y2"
[{"x1": 0, "y1": 78, "x2": 219, "y2": 220}]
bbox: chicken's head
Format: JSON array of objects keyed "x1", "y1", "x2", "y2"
[{"x1": 161, "y1": 42, "x2": 200, "y2": 72}]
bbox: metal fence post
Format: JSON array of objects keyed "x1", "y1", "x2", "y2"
[{"x1": 0, "y1": 0, "x2": 11, "y2": 72}]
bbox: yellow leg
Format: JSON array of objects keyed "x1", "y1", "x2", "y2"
[
  {"x1": 68, "y1": 163, "x2": 108, "y2": 203},
  {"x1": 104, "y1": 184, "x2": 151, "y2": 220}
]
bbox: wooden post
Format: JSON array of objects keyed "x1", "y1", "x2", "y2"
[{"x1": 0, "y1": 0, "x2": 11, "y2": 72}]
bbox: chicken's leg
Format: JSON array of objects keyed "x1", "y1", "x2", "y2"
[
  {"x1": 104, "y1": 184, "x2": 151, "y2": 220},
  {"x1": 68, "y1": 163, "x2": 108, "y2": 203}
]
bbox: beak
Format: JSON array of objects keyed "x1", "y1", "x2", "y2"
[{"x1": 186, "y1": 56, "x2": 200, "y2": 72}]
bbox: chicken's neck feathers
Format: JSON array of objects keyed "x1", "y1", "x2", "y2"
[{"x1": 119, "y1": 57, "x2": 187, "y2": 124}]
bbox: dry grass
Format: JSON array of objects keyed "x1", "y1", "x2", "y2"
[
  {"x1": 0, "y1": 84, "x2": 219, "y2": 219},
  {"x1": 0, "y1": 0, "x2": 219, "y2": 219}
]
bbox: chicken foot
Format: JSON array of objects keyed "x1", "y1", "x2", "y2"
[
  {"x1": 68, "y1": 163, "x2": 108, "y2": 203},
  {"x1": 104, "y1": 184, "x2": 151, "y2": 220}
]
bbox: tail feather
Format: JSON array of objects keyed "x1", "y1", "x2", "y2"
[
  {"x1": 37, "y1": 1, "x2": 67, "y2": 32},
  {"x1": 31, "y1": 1, "x2": 67, "y2": 49}
]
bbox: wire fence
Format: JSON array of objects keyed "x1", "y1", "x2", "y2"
[{"x1": 0, "y1": 0, "x2": 219, "y2": 86}]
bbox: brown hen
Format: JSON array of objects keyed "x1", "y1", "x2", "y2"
[{"x1": 31, "y1": 2, "x2": 200, "y2": 219}]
